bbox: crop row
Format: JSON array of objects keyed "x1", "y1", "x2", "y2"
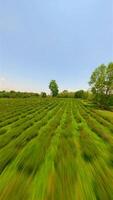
[{"x1": 0, "y1": 98, "x2": 113, "y2": 200}]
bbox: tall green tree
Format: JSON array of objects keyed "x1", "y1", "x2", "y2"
[
  {"x1": 49, "y1": 80, "x2": 59, "y2": 97},
  {"x1": 89, "y1": 63, "x2": 113, "y2": 107},
  {"x1": 106, "y1": 63, "x2": 113, "y2": 95}
]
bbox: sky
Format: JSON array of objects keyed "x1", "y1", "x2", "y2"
[{"x1": 0, "y1": 0, "x2": 113, "y2": 93}]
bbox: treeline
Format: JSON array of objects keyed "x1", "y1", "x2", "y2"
[
  {"x1": 0, "y1": 62, "x2": 113, "y2": 108},
  {"x1": 0, "y1": 89, "x2": 90, "y2": 99},
  {"x1": 58, "y1": 90, "x2": 91, "y2": 99},
  {"x1": 49, "y1": 80, "x2": 91, "y2": 99},
  {"x1": 0, "y1": 91, "x2": 40, "y2": 98}
]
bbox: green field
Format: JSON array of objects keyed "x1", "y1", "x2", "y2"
[{"x1": 0, "y1": 98, "x2": 113, "y2": 200}]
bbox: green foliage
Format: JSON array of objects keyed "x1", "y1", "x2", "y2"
[
  {"x1": 0, "y1": 90, "x2": 40, "y2": 98},
  {"x1": 58, "y1": 90, "x2": 75, "y2": 98},
  {"x1": 0, "y1": 128, "x2": 7, "y2": 135},
  {"x1": 41, "y1": 92, "x2": 47, "y2": 98},
  {"x1": 49, "y1": 80, "x2": 59, "y2": 97},
  {"x1": 78, "y1": 124, "x2": 99, "y2": 162},
  {"x1": 89, "y1": 62, "x2": 113, "y2": 108},
  {"x1": 0, "y1": 98, "x2": 113, "y2": 200},
  {"x1": 58, "y1": 90, "x2": 91, "y2": 99},
  {"x1": 74, "y1": 90, "x2": 85, "y2": 99}
]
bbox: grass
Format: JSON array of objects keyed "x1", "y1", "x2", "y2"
[{"x1": 0, "y1": 98, "x2": 113, "y2": 200}]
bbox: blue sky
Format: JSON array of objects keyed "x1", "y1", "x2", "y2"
[{"x1": 0, "y1": 0, "x2": 113, "y2": 93}]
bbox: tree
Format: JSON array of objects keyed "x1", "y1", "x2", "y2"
[
  {"x1": 41, "y1": 92, "x2": 47, "y2": 98},
  {"x1": 74, "y1": 90, "x2": 85, "y2": 99},
  {"x1": 106, "y1": 63, "x2": 113, "y2": 95},
  {"x1": 49, "y1": 80, "x2": 59, "y2": 97},
  {"x1": 58, "y1": 90, "x2": 75, "y2": 98},
  {"x1": 59, "y1": 90, "x2": 69, "y2": 98},
  {"x1": 89, "y1": 63, "x2": 113, "y2": 108},
  {"x1": 74, "y1": 90, "x2": 90, "y2": 99}
]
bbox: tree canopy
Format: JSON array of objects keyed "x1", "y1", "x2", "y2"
[
  {"x1": 49, "y1": 80, "x2": 59, "y2": 97},
  {"x1": 89, "y1": 63, "x2": 113, "y2": 107}
]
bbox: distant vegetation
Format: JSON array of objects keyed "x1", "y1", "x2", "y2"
[
  {"x1": 0, "y1": 62, "x2": 113, "y2": 109},
  {"x1": 0, "y1": 90, "x2": 40, "y2": 98}
]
